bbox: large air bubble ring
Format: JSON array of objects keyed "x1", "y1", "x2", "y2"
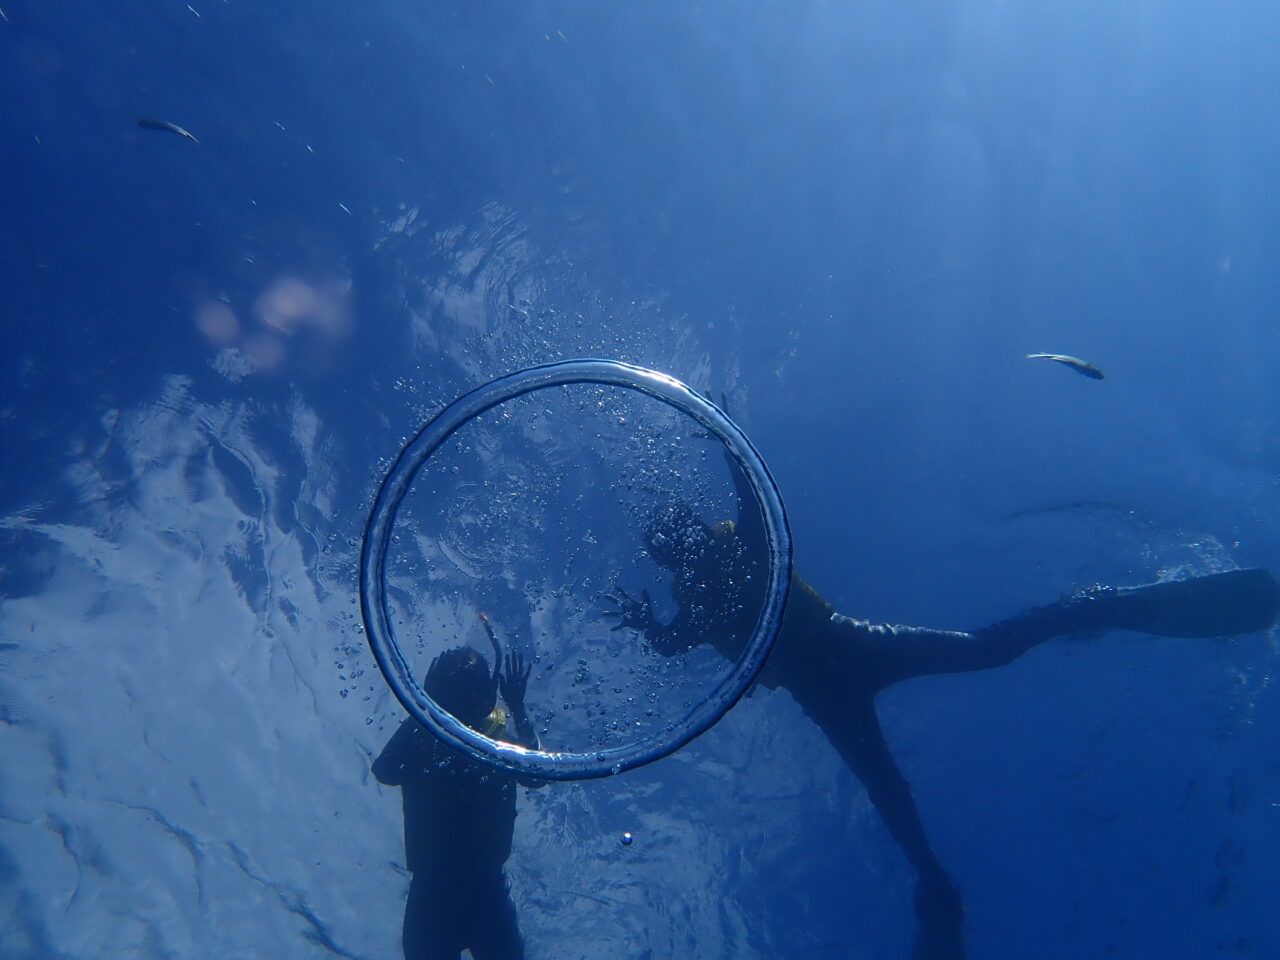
[{"x1": 360, "y1": 359, "x2": 792, "y2": 780}]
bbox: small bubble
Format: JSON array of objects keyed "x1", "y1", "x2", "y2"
[{"x1": 621, "y1": 831, "x2": 634, "y2": 846}]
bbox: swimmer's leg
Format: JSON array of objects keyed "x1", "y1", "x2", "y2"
[
  {"x1": 833, "y1": 619, "x2": 1003, "y2": 689},
  {"x1": 467, "y1": 873, "x2": 524, "y2": 960},
  {"x1": 402, "y1": 873, "x2": 464, "y2": 960},
  {"x1": 1092, "y1": 567, "x2": 1280, "y2": 638},
  {"x1": 808, "y1": 693, "x2": 966, "y2": 960},
  {"x1": 852, "y1": 568, "x2": 1280, "y2": 689}
]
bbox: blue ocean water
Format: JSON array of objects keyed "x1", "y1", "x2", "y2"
[{"x1": 3, "y1": 1, "x2": 1279, "y2": 958}]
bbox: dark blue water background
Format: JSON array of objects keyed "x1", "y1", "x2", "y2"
[{"x1": 3, "y1": 1, "x2": 1279, "y2": 957}]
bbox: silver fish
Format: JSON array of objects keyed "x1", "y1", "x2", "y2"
[
  {"x1": 137, "y1": 118, "x2": 199, "y2": 143},
  {"x1": 1026, "y1": 353, "x2": 1105, "y2": 380}
]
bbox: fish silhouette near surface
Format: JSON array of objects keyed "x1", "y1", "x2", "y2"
[
  {"x1": 137, "y1": 118, "x2": 199, "y2": 143},
  {"x1": 1025, "y1": 353, "x2": 1105, "y2": 380}
]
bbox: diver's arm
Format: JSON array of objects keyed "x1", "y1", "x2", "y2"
[
  {"x1": 499, "y1": 651, "x2": 540, "y2": 751},
  {"x1": 602, "y1": 587, "x2": 702, "y2": 657},
  {"x1": 509, "y1": 709, "x2": 539, "y2": 752},
  {"x1": 725, "y1": 453, "x2": 766, "y2": 556},
  {"x1": 481, "y1": 617, "x2": 542, "y2": 752},
  {"x1": 498, "y1": 651, "x2": 548, "y2": 790},
  {"x1": 509, "y1": 712, "x2": 546, "y2": 790},
  {"x1": 647, "y1": 608, "x2": 705, "y2": 657},
  {"x1": 702, "y1": 391, "x2": 765, "y2": 554},
  {"x1": 372, "y1": 718, "x2": 423, "y2": 786}
]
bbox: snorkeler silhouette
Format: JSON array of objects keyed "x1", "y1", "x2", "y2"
[
  {"x1": 373, "y1": 624, "x2": 542, "y2": 960},
  {"x1": 604, "y1": 463, "x2": 1280, "y2": 960}
]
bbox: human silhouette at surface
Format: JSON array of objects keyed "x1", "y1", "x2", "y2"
[
  {"x1": 373, "y1": 635, "x2": 542, "y2": 960},
  {"x1": 604, "y1": 464, "x2": 1280, "y2": 960}
]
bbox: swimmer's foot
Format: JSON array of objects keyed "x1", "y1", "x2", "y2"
[
  {"x1": 976, "y1": 568, "x2": 1280, "y2": 653},
  {"x1": 1072, "y1": 567, "x2": 1280, "y2": 639},
  {"x1": 912, "y1": 873, "x2": 966, "y2": 960}
]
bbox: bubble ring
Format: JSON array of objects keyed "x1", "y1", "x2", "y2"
[{"x1": 360, "y1": 359, "x2": 792, "y2": 780}]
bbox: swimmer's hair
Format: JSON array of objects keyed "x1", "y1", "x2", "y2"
[
  {"x1": 643, "y1": 503, "x2": 712, "y2": 569},
  {"x1": 425, "y1": 646, "x2": 496, "y2": 725}
]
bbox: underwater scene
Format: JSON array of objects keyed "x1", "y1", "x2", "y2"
[{"x1": 3, "y1": 2, "x2": 1280, "y2": 958}]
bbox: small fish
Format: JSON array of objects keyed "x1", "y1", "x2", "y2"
[
  {"x1": 1026, "y1": 353, "x2": 1105, "y2": 380},
  {"x1": 137, "y1": 118, "x2": 199, "y2": 143}
]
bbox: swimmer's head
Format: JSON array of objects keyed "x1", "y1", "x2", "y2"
[
  {"x1": 424, "y1": 647, "x2": 496, "y2": 727},
  {"x1": 643, "y1": 504, "x2": 712, "y2": 570}
]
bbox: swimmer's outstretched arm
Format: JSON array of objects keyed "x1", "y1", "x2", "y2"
[
  {"x1": 601, "y1": 587, "x2": 703, "y2": 657},
  {"x1": 498, "y1": 650, "x2": 540, "y2": 752},
  {"x1": 372, "y1": 718, "x2": 422, "y2": 786},
  {"x1": 724, "y1": 443, "x2": 765, "y2": 552}
]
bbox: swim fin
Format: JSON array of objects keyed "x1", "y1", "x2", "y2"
[{"x1": 1074, "y1": 568, "x2": 1280, "y2": 638}]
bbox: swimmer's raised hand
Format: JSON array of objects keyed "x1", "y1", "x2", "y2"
[
  {"x1": 499, "y1": 651, "x2": 532, "y2": 711},
  {"x1": 601, "y1": 586, "x2": 657, "y2": 635}
]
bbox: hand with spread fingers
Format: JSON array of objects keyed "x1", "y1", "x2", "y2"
[
  {"x1": 601, "y1": 586, "x2": 658, "y2": 636},
  {"x1": 498, "y1": 649, "x2": 540, "y2": 752},
  {"x1": 499, "y1": 651, "x2": 532, "y2": 712}
]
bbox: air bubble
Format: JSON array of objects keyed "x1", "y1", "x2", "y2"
[{"x1": 360, "y1": 359, "x2": 791, "y2": 780}]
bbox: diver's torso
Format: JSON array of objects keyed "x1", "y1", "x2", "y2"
[
  {"x1": 399, "y1": 730, "x2": 519, "y2": 874},
  {"x1": 673, "y1": 537, "x2": 864, "y2": 689}
]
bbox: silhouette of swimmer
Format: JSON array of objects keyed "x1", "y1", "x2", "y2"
[
  {"x1": 373, "y1": 633, "x2": 542, "y2": 960},
  {"x1": 603, "y1": 471, "x2": 1280, "y2": 960}
]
